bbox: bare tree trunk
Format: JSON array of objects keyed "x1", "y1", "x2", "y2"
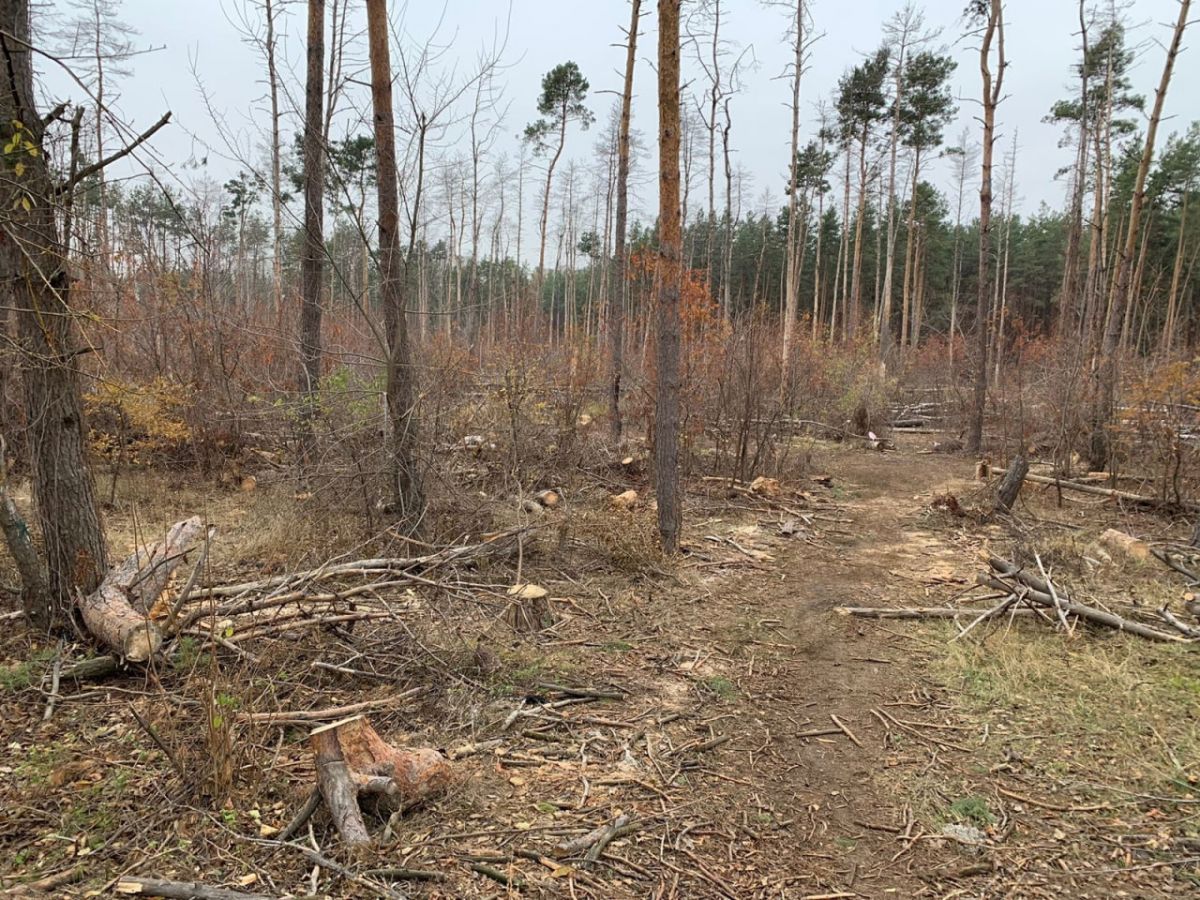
[
  {"x1": 265, "y1": 0, "x2": 284, "y2": 313},
  {"x1": 656, "y1": 0, "x2": 682, "y2": 553},
  {"x1": 780, "y1": 0, "x2": 805, "y2": 392},
  {"x1": 1162, "y1": 186, "x2": 1190, "y2": 354},
  {"x1": 610, "y1": 0, "x2": 641, "y2": 442},
  {"x1": 966, "y1": 0, "x2": 1004, "y2": 455},
  {"x1": 367, "y1": 0, "x2": 424, "y2": 521},
  {"x1": 1090, "y1": 0, "x2": 1190, "y2": 470},
  {"x1": 297, "y1": 0, "x2": 325, "y2": 466},
  {"x1": 0, "y1": 3, "x2": 108, "y2": 628}
]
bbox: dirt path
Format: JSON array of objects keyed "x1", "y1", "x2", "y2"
[{"x1": 641, "y1": 443, "x2": 984, "y2": 896}]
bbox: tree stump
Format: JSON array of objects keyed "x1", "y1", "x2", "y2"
[
  {"x1": 505, "y1": 584, "x2": 556, "y2": 633},
  {"x1": 994, "y1": 453, "x2": 1029, "y2": 513},
  {"x1": 308, "y1": 715, "x2": 452, "y2": 847}
]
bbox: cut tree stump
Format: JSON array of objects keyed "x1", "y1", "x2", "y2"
[
  {"x1": 308, "y1": 715, "x2": 452, "y2": 847},
  {"x1": 994, "y1": 453, "x2": 1029, "y2": 513},
  {"x1": 505, "y1": 584, "x2": 556, "y2": 632},
  {"x1": 78, "y1": 516, "x2": 209, "y2": 662}
]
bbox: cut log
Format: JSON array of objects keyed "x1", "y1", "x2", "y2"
[
  {"x1": 994, "y1": 453, "x2": 1029, "y2": 513},
  {"x1": 77, "y1": 516, "x2": 208, "y2": 662},
  {"x1": 307, "y1": 715, "x2": 452, "y2": 847}
]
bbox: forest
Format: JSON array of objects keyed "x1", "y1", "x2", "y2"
[{"x1": 1, "y1": 0, "x2": 1199, "y2": 897}]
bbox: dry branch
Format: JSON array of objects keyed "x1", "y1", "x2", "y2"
[
  {"x1": 985, "y1": 555, "x2": 1188, "y2": 642},
  {"x1": 835, "y1": 606, "x2": 1039, "y2": 620},
  {"x1": 114, "y1": 877, "x2": 273, "y2": 899},
  {"x1": 991, "y1": 469, "x2": 1200, "y2": 512}
]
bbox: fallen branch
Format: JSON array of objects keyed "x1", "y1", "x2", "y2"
[
  {"x1": 242, "y1": 689, "x2": 423, "y2": 724},
  {"x1": 835, "y1": 606, "x2": 1039, "y2": 620},
  {"x1": 985, "y1": 556, "x2": 1188, "y2": 642},
  {"x1": 113, "y1": 876, "x2": 273, "y2": 899},
  {"x1": 991, "y1": 469, "x2": 1200, "y2": 512}
]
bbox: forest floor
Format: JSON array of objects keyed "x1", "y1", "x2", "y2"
[{"x1": 2, "y1": 432, "x2": 1199, "y2": 898}]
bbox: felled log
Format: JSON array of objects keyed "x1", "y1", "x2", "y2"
[
  {"x1": 991, "y1": 469, "x2": 1200, "y2": 512},
  {"x1": 308, "y1": 715, "x2": 452, "y2": 847},
  {"x1": 77, "y1": 517, "x2": 208, "y2": 662},
  {"x1": 994, "y1": 453, "x2": 1029, "y2": 513}
]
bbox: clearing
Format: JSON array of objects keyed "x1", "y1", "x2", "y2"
[{"x1": 2, "y1": 434, "x2": 1198, "y2": 898}]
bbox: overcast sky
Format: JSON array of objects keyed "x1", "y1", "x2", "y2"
[{"x1": 38, "y1": 0, "x2": 1200, "y2": 246}]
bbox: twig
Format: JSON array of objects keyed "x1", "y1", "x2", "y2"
[
  {"x1": 41, "y1": 640, "x2": 62, "y2": 722},
  {"x1": 163, "y1": 528, "x2": 214, "y2": 635},
  {"x1": 830, "y1": 714, "x2": 863, "y2": 748},
  {"x1": 242, "y1": 689, "x2": 422, "y2": 724},
  {"x1": 127, "y1": 704, "x2": 186, "y2": 779},
  {"x1": 469, "y1": 863, "x2": 524, "y2": 889}
]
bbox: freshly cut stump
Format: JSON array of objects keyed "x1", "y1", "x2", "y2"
[
  {"x1": 505, "y1": 584, "x2": 556, "y2": 633},
  {"x1": 309, "y1": 715, "x2": 452, "y2": 846}
]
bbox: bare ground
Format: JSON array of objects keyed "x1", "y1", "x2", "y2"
[{"x1": 2, "y1": 436, "x2": 1198, "y2": 898}]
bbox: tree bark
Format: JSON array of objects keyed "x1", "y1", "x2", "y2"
[
  {"x1": 297, "y1": 0, "x2": 326, "y2": 466},
  {"x1": 78, "y1": 516, "x2": 207, "y2": 661},
  {"x1": 966, "y1": 0, "x2": 1004, "y2": 454},
  {"x1": 655, "y1": 0, "x2": 682, "y2": 553},
  {"x1": 366, "y1": 0, "x2": 423, "y2": 520},
  {"x1": 0, "y1": 3, "x2": 109, "y2": 629},
  {"x1": 609, "y1": 0, "x2": 640, "y2": 443},
  {"x1": 994, "y1": 452, "x2": 1028, "y2": 513}
]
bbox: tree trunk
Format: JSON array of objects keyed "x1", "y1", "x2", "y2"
[
  {"x1": 994, "y1": 452, "x2": 1028, "y2": 513},
  {"x1": 366, "y1": 0, "x2": 423, "y2": 520},
  {"x1": 610, "y1": 0, "x2": 640, "y2": 443},
  {"x1": 656, "y1": 0, "x2": 683, "y2": 553},
  {"x1": 781, "y1": 0, "x2": 805, "y2": 393},
  {"x1": 1090, "y1": 0, "x2": 1190, "y2": 470},
  {"x1": 297, "y1": 0, "x2": 326, "y2": 466},
  {"x1": 0, "y1": 4, "x2": 108, "y2": 629},
  {"x1": 967, "y1": 0, "x2": 1004, "y2": 455},
  {"x1": 265, "y1": 0, "x2": 284, "y2": 314}
]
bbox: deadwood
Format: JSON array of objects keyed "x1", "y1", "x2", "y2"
[
  {"x1": 307, "y1": 715, "x2": 452, "y2": 847},
  {"x1": 113, "y1": 877, "x2": 274, "y2": 899},
  {"x1": 78, "y1": 517, "x2": 209, "y2": 661}
]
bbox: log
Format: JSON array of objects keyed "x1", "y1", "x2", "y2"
[
  {"x1": 991, "y1": 469, "x2": 1200, "y2": 512},
  {"x1": 307, "y1": 715, "x2": 452, "y2": 847},
  {"x1": 994, "y1": 453, "x2": 1029, "y2": 512},
  {"x1": 77, "y1": 516, "x2": 207, "y2": 662},
  {"x1": 114, "y1": 877, "x2": 275, "y2": 899},
  {"x1": 835, "y1": 606, "x2": 1039, "y2": 620}
]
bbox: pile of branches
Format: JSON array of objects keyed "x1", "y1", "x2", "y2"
[
  {"x1": 65, "y1": 520, "x2": 536, "y2": 679},
  {"x1": 837, "y1": 552, "x2": 1199, "y2": 643}
]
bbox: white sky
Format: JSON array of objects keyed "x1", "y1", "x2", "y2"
[{"x1": 37, "y1": 0, "x2": 1200, "y2": 248}]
